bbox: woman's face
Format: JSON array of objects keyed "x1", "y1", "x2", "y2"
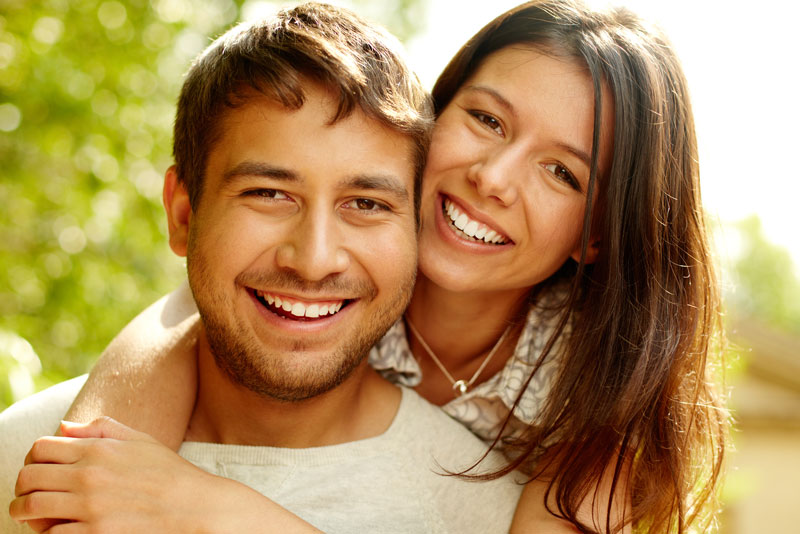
[{"x1": 417, "y1": 45, "x2": 614, "y2": 295}]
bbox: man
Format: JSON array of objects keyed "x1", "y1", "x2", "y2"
[{"x1": 0, "y1": 4, "x2": 521, "y2": 533}]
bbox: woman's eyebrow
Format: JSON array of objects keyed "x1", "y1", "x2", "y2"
[
  {"x1": 556, "y1": 142, "x2": 591, "y2": 168},
  {"x1": 461, "y1": 84, "x2": 516, "y2": 118}
]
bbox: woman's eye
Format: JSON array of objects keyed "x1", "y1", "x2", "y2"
[
  {"x1": 344, "y1": 198, "x2": 388, "y2": 212},
  {"x1": 469, "y1": 111, "x2": 504, "y2": 136},
  {"x1": 543, "y1": 163, "x2": 581, "y2": 191}
]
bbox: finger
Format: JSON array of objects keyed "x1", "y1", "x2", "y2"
[
  {"x1": 61, "y1": 416, "x2": 156, "y2": 443},
  {"x1": 26, "y1": 518, "x2": 68, "y2": 534},
  {"x1": 16, "y1": 463, "x2": 76, "y2": 497},
  {"x1": 25, "y1": 437, "x2": 83, "y2": 466},
  {"x1": 9, "y1": 491, "x2": 84, "y2": 522},
  {"x1": 44, "y1": 521, "x2": 84, "y2": 534}
]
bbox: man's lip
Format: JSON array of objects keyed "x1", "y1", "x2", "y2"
[
  {"x1": 247, "y1": 289, "x2": 357, "y2": 329},
  {"x1": 251, "y1": 289, "x2": 348, "y2": 307},
  {"x1": 249, "y1": 288, "x2": 351, "y2": 320},
  {"x1": 439, "y1": 193, "x2": 513, "y2": 245}
]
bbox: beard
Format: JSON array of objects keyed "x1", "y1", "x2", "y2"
[{"x1": 187, "y1": 250, "x2": 415, "y2": 403}]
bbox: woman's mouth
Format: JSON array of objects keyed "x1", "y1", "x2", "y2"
[{"x1": 442, "y1": 197, "x2": 510, "y2": 245}]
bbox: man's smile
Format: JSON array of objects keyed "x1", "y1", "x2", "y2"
[{"x1": 250, "y1": 288, "x2": 352, "y2": 321}]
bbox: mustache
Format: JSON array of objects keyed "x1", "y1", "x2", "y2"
[{"x1": 235, "y1": 270, "x2": 377, "y2": 300}]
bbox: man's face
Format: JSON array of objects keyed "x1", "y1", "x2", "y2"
[{"x1": 165, "y1": 84, "x2": 418, "y2": 401}]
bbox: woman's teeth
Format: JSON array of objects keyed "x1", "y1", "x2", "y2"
[
  {"x1": 443, "y1": 199, "x2": 508, "y2": 244},
  {"x1": 255, "y1": 290, "x2": 344, "y2": 319}
]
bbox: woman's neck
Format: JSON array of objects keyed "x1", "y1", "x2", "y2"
[{"x1": 404, "y1": 274, "x2": 529, "y2": 404}]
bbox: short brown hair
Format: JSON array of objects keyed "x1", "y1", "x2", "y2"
[{"x1": 173, "y1": 2, "x2": 433, "y2": 211}]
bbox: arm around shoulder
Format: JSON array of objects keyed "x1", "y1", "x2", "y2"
[{"x1": 65, "y1": 282, "x2": 200, "y2": 450}]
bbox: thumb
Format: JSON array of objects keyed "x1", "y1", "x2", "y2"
[{"x1": 60, "y1": 416, "x2": 157, "y2": 442}]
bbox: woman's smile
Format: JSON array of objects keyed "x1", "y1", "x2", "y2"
[{"x1": 441, "y1": 196, "x2": 511, "y2": 245}]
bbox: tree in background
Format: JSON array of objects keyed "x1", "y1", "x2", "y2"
[
  {"x1": 0, "y1": 0, "x2": 427, "y2": 410},
  {"x1": 726, "y1": 216, "x2": 800, "y2": 335}
]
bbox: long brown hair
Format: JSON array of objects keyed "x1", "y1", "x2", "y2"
[{"x1": 434, "y1": 2, "x2": 727, "y2": 532}]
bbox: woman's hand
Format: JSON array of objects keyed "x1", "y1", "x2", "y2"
[{"x1": 11, "y1": 417, "x2": 322, "y2": 534}]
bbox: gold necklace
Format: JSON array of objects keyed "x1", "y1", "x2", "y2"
[{"x1": 404, "y1": 315, "x2": 513, "y2": 397}]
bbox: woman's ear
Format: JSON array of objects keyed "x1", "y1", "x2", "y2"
[
  {"x1": 570, "y1": 238, "x2": 601, "y2": 265},
  {"x1": 163, "y1": 165, "x2": 192, "y2": 257}
]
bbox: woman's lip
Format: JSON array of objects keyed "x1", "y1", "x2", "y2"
[
  {"x1": 433, "y1": 193, "x2": 513, "y2": 252},
  {"x1": 440, "y1": 194, "x2": 512, "y2": 244}
]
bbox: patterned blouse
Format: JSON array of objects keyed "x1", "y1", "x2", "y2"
[{"x1": 368, "y1": 292, "x2": 566, "y2": 445}]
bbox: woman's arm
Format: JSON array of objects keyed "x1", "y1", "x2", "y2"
[
  {"x1": 510, "y1": 452, "x2": 632, "y2": 534},
  {"x1": 12, "y1": 418, "x2": 322, "y2": 534},
  {"x1": 65, "y1": 282, "x2": 200, "y2": 450}
]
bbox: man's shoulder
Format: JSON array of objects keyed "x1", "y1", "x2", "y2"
[
  {"x1": 0, "y1": 375, "x2": 86, "y2": 534},
  {"x1": 0, "y1": 375, "x2": 86, "y2": 432},
  {"x1": 396, "y1": 387, "x2": 497, "y2": 456},
  {"x1": 392, "y1": 388, "x2": 523, "y2": 532},
  {"x1": 396, "y1": 387, "x2": 522, "y2": 474},
  {"x1": 0, "y1": 374, "x2": 86, "y2": 462}
]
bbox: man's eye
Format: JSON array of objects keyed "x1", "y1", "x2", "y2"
[
  {"x1": 344, "y1": 198, "x2": 388, "y2": 212},
  {"x1": 469, "y1": 111, "x2": 504, "y2": 136},
  {"x1": 246, "y1": 189, "x2": 288, "y2": 200},
  {"x1": 543, "y1": 163, "x2": 581, "y2": 192}
]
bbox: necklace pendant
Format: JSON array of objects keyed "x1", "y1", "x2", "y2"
[{"x1": 452, "y1": 380, "x2": 468, "y2": 396}]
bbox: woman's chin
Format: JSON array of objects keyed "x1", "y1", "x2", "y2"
[{"x1": 416, "y1": 251, "x2": 492, "y2": 294}]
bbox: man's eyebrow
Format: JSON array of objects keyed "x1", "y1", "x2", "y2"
[
  {"x1": 462, "y1": 84, "x2": 516, "y2": 118},
  {"x1": 222, "y1": 161, "x2": 299, "y2": 184},
  {"x1": 221, "y1": 161, "x2": 408, "y2": 202},
  {"x1": 346, "y1": 174, "x2": 410, "y2": 203}
]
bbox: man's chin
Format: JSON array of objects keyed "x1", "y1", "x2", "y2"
[{"x1": 205, "y1": 320, "x2": 371, "y2": 402}]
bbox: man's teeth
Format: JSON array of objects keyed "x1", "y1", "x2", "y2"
[
  {"x1": 444, "y1": 199, "x2": 508, "y2": 244},
  {"x1": 258, "y1": 291, "x2": 343, "y2": 318}
]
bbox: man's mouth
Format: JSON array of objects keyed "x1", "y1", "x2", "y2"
[
  {"x1": 251, "y1": 289, "x2": 351, "y2": 321},
  {"x1": 442, "y1": 197, "x2": 510, "y2": 245}
]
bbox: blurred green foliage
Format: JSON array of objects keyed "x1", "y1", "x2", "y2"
[
  {"x1": 0, "y1": 0, "x2": 426, "y2": 411},
  {"x1": 726, "y1": 216, "x2": 800, "y2": 335}
]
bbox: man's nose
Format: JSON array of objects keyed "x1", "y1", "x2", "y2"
[{"x1": 274, "y1": 210, "x2": 350, "y2": 281}]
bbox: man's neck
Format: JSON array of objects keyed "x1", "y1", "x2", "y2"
[{"x1": 184, "y1": 332, "x2": 401, "y2": 448}]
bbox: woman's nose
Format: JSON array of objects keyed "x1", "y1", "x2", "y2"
[{"x1": 466, "y1": 146, "x2": 521, "y2": 206}]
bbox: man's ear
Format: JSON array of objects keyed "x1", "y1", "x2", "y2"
[
  {"x1": 570, "y1": 237, "x2": 601, "y2": 265},
  {"x1": 163, "y1": 165, "x2": 192, "y2": 257}
]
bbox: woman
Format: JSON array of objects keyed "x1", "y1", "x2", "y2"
[{"x1": 16, "y1": 1, "x2": 727, "y2": 532}]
